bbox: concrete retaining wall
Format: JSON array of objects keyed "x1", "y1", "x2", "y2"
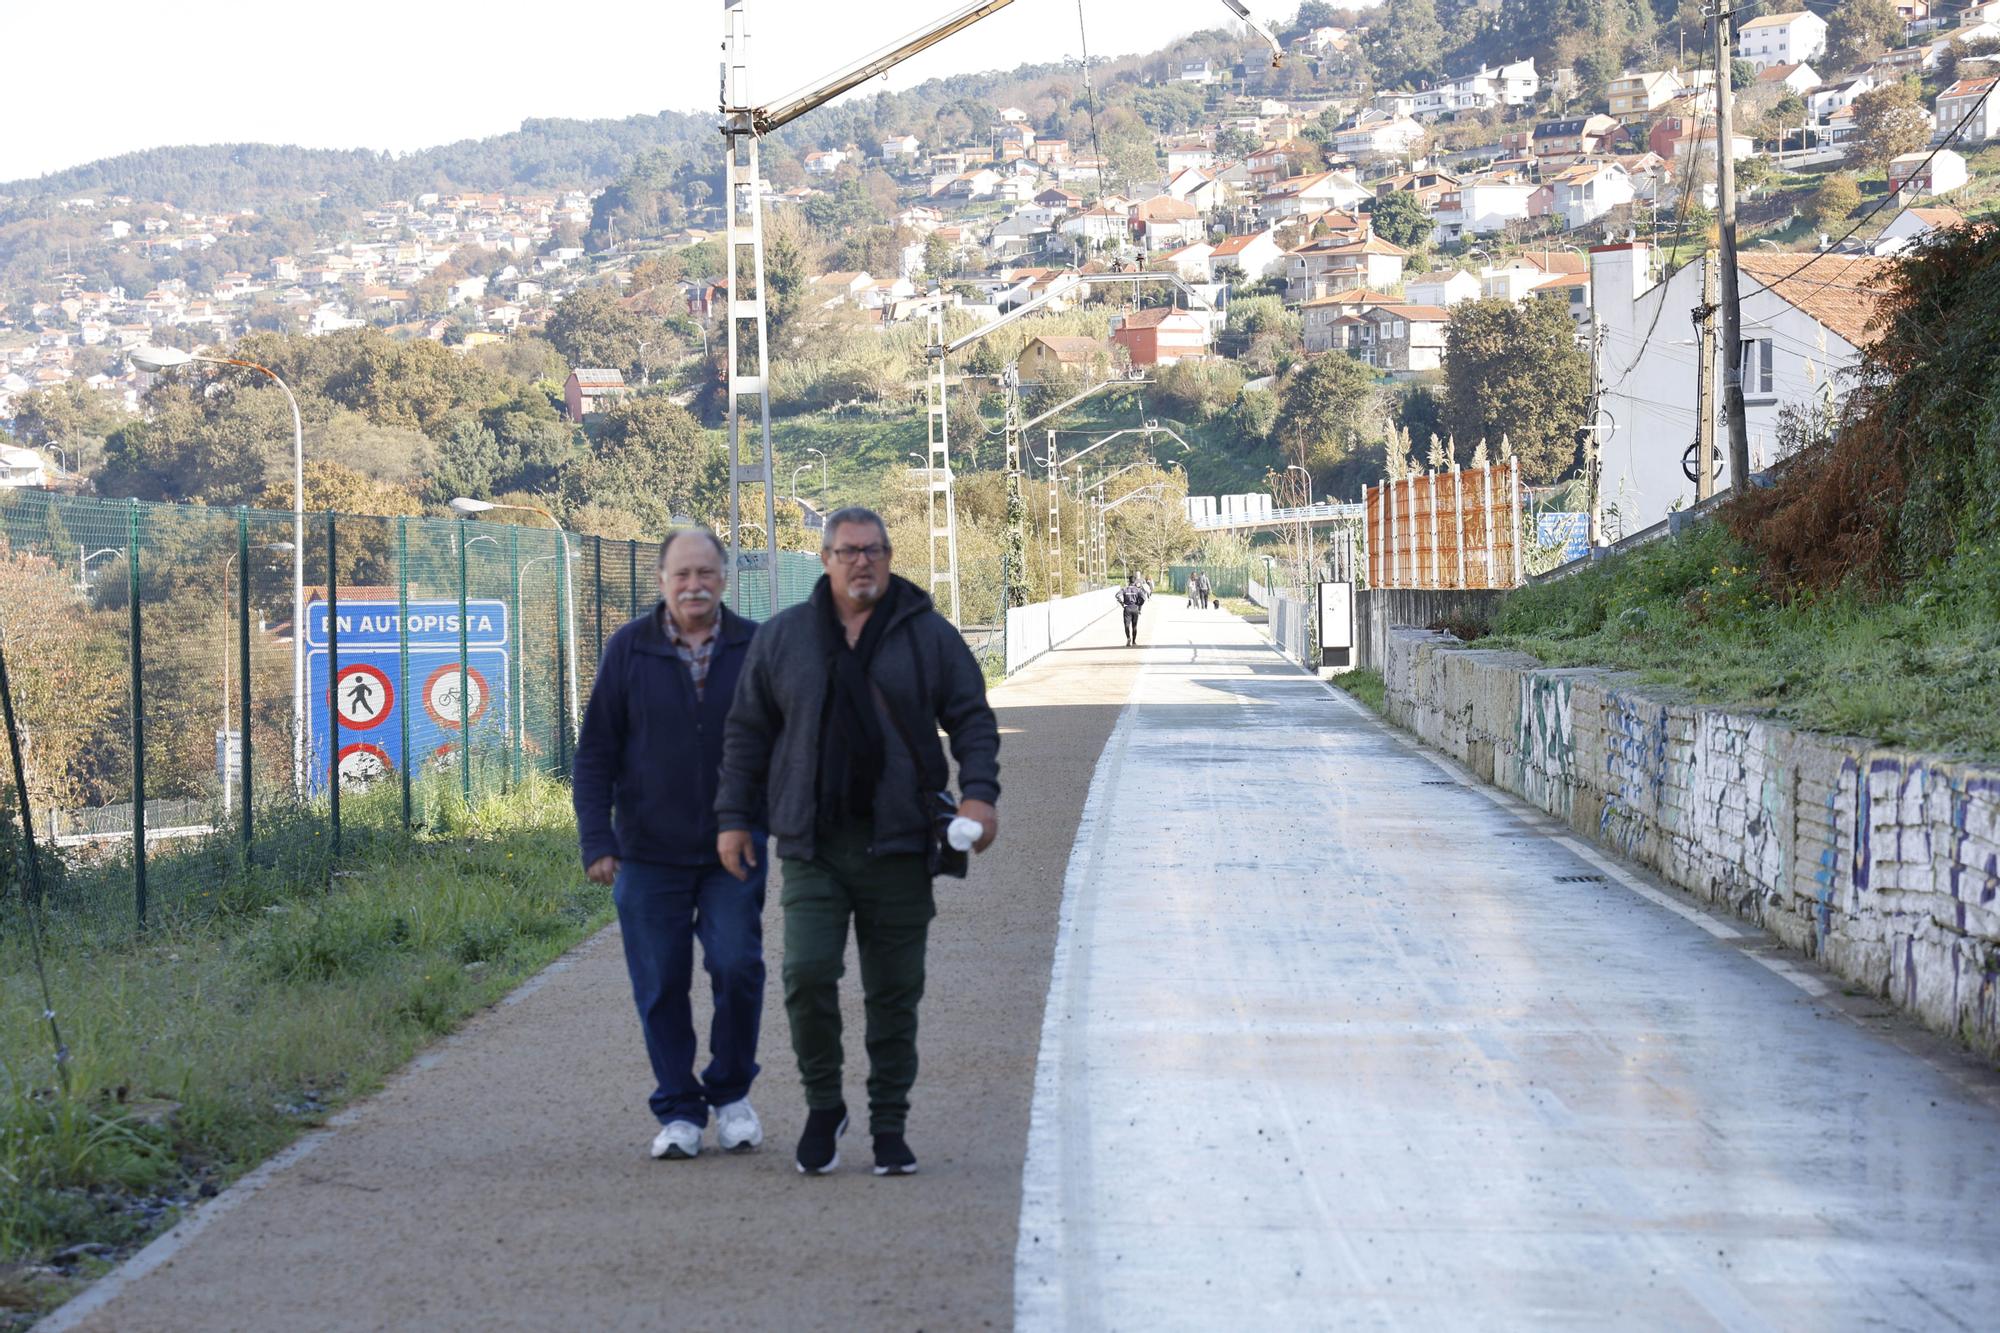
[
  {"x1": 1382, "y1": 628, "x2": 2000, "y2": 1059},
  {"x1": 1356, "y1": 589, "x2": 1509, "y2": 674},
  {"x1": 1005, "y1": 587, "x2": 1120, "y2": 675}
]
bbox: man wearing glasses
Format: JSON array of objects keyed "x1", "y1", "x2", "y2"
[{"x1": 716, "y1": 507, "x2": 1000, "y2": 1177}]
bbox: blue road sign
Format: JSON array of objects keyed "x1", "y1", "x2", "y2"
[
  {"x1": 1535, "y1": 512, "x2": 1590, "y2": 565},
  {"x1": 306, "y1": 598, "x2": 510, "y2": 791}
]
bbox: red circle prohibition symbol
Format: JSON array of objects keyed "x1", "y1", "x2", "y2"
[
  {"x1": 423, "y1": 662, "x2": 491, "y2": 729},
  {"x1": 335, "y1": 741, "x2": 394, "y2": 786},
  {"x1": 330, "y1": 663, "x2": 394, "y2": 730}
]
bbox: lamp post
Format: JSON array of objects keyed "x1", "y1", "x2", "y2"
[
  {"x1": 449, "y1": 497, "x2": 579, "y2": 745},
  {"x1": 134, "y1": 345, "x2": 307, "y2": 796},
  {"x1": 804, "y1": 447, "x2": 827, "y2": 502},
  {"x1": 78, "y1": 546, "x2": 120, "y2": 592},
  {"x1": 791, "y1": 462, "x2": 812, "y2": 498},
  {"x1": 1284, "y1": 463, "x2": 1313, "y2": 589}
]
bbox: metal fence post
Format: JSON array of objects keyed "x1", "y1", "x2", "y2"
[
  {"x1": 554, "y1": 531, "x2": 573, "y2": 776},
  {"x1": 593, "y1": 534, "x2": 604, "y2": 669},
  {"x1": 237, "y1": 508, "x2": 253, "y2": 847},
  {"x1": 628, "y1": 539, "x2": 639, "y2": 619},
  {"x1": 508, "y1": 524, "x2": 522, "y2": 788},
  {"x1": 127, "y1": 500, "x2": 146, "y2": 928},
  {"x1": 396, "y1": 516, "x2": 412, "y2": 830},
  {"x1": 457, "y1": 522, "x2": 472, "y2": 805},
  {"x1": 326, "y1": 511, "x2": 341, "y2": 856}
]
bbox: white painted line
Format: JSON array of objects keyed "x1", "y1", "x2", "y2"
[
  {"x1": 1553, "y1": 836, "x2": 1748, "y2": 942},
  {"x1": 1744, "y1": 950, "x2": 1834, "y2": 998},
  {"x1": 1015, "y1": 648, "x2": 1144, "y2": 1330}
]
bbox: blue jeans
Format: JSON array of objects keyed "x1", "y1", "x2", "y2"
[{"x1": 612, "y1": 856, "x2": 767, "y2": 1126}]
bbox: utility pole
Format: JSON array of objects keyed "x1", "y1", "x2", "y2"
[
  {"x1": 1712, "y1": 4, "x2": 1750, "y2": 489},
  {"x1": 1694, "y1": 250, "x2": 1719, "y2": 503}
]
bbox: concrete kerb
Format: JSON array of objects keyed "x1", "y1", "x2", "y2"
[{"x1": 33, "y1": 930, "x2": 617, "y2": 1333}]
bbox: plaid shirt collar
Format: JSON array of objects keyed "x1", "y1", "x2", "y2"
[{"x1": 661, "y1": 607, "x2": 720, "y2": 699}]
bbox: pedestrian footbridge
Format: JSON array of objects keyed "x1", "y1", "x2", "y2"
[{"x1": 48, "y1": 599, "x2": 2000, "y2": 1332}]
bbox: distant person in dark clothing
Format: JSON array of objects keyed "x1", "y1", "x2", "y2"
[
  {"x1": 573, "y1": 528, "x2": 767, "y2": 1163},
  {"x1": 1116, "y1": 573, "x2": 1147, "y2": 646},
  {"x1": 1195, "y1": 572, "x2": 1212, "y2": 609},
  {"x1": 717, "y1": 507, "x2": 1000, "y2": 1177}
]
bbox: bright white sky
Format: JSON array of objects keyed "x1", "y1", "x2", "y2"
[{"x1": 5, "y1": 0, "x2": 1302, "y2": 182}]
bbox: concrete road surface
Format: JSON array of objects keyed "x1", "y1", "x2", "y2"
[
  {"x1": 50, "y1": 603, "x2": 1145, "y2": 1333},
  {"x1": 1015, "y1": 602, "x2": 2000, "y2": 1330}
]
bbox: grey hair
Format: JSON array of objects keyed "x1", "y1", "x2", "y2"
[
  {"x1": 820, "y1": 506, "x2": 891, "y2": 553},
  {"x1": 657, "y1": 527, "x2": 726, "y2": 570}
]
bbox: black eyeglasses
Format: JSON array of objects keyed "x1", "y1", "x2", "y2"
[{"x1": 829, "y1": 544, "x2": 890, "y2": 563}]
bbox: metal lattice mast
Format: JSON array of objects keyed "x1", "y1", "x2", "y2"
[
  {"x1": 722, "y1": 1, "x2": 779, "y2": 615},
  {"x1": 1045, "y1": 430, "x2": 1062, "y2": 598},
  {"x1": 926, "y1": 295, "x2": 961, "y2": 621}
]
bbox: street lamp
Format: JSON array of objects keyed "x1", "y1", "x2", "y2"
[
  {"x1": 804, "y1": 446, "x2": 827, "y2": 501},
  {"x1": 78, "y1": 546, "x2": 120, "y2": 592},
  {"x1": 450, "y1": 496, "x2": 578, "y2": 740},
  {"x1": 1284, "y1": 464, "x2": 1313, "y2": 589},
  {"x1": 791, "y1": 462, "x2": 812, "y2": 498},
  {"x1": 134, "y1": 345, "x2": 307, "y2": 796}
]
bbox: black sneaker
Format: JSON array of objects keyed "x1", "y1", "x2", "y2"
[
  {"x1": 795, "y1": 1105, "x2": 847, "y2": 1175},
  {"x1": 872, "y1": 1132, "x2": 918, "y2": 1176}
]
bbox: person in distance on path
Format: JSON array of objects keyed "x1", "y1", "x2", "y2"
[
  {"x1": 573, "y1": 529, "x2": 768, "y2": 1163},
  {"x1": 716, "y1": 507, "x2": 1000, "y2": 1177},
  {"x1": 1116, "y1": 571, "x2": 1147, "y2": 647}
]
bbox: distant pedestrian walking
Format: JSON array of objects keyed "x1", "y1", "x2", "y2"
[
  {"x1": 573, "y1": 528, "x2": 768, "y2": 1163},
  {"x1": 1194, "y1": 572, "x2": 1212, "y2": 610},
  {"x1": 717, "y1": 507, "x2": 1000, "y2": 1178},
  {"x1": 1116, "y1": 573, "x2": 1147, "y2": 647}
]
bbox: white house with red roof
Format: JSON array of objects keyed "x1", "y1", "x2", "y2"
[
  {"x1": 1207, "y1": 230, "x2": 1286, "y2": 281},
  {"x1": 1936, "y1": 76, "x2": 2000, "y2": 143},
  {"x1": 1591, "y1": 240, "x2": 1890, "y2": 529}
]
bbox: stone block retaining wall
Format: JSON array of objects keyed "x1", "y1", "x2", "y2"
[{"x1": 1382, "y1": 629, "x2": 2000, "y2": 1059}]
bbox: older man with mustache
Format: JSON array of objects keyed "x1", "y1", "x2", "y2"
[{"x1": 573, "y1": 527, "x2": 768, "y2": 1161}]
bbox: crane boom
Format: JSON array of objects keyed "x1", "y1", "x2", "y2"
[
  {"x1": 734, "y1": 0, "x2": 1020, "y2": 134},
  {"x1": 1218, "y1": 1, "x2": 1284, "y2": 67}
]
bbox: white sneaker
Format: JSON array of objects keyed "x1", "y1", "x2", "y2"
[
  {"x1": 650, "y1": 1120, "x2": 702, "y2": 1160},
  {"x1": 715, "y1": 1098, "x2": 763, "y2": 1153}
]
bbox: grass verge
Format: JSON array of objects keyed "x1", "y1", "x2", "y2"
[
  {"x1": 1331, "y1": 669, "x2": 1386, "y2": 713},
  {"x1": 0, "y1": 777, "x2": 607, "y2": 1323},
  {"x1": 1483, "y1": 520, "x2": 2000, "y2": 761}
]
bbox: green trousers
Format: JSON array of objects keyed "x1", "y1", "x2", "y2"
[{"x1": 780, "y1": 826, "x2": 935, "y2": 1136}]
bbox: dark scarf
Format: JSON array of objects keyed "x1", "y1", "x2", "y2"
[{"x1": 813, "y1": 574, "x2": 900, "y2": 826}]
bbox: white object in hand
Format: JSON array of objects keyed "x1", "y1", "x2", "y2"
[{"x1": 946, "y1": 816, "x2": 983, "y2": 851}]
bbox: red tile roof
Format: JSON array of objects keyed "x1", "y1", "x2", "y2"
[{"x1": 1736, "y1": 253, "x2": 1895, "y2": 346}]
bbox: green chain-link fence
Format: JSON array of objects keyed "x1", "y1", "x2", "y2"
[{"x1": 0, "y1": 489, "x2": 822, "y2": 929}]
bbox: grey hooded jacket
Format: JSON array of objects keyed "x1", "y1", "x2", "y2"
[{"x1": 715, "y1": 574, "x2": 1000, "y2": 861}]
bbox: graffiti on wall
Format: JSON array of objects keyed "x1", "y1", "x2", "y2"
[
  {"x1": 1516, "y1": 674, "x2": 1574, "y2": 820},
  {"x1": 1600, "y1": 692, "x2": 1669, "y2": 856}
]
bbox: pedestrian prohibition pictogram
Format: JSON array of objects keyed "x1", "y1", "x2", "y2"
[
  {"x1": 333, "y1": 663, "x2": 393, "y2": 730},
  {"x1": 424, "y1": 663, "x2": 490, "y2": 729}
]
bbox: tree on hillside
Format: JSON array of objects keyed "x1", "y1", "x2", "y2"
[
  {"x1": 1810, "y1": 171, "x2": 1862, "y2": 229},
  {"x1": 1851, "y1": 82, "x2": 1934, "y2": 173},
  {"x1": 1369, "y1": 0, "x2": 1446, "y2": 89},
  {"x1": 1274, "y1": 353, "x2": 1390, "y2": 492},
  {"x1": 1826, "y1": 0, "x2": 1902, "y2": 73},
  {"x1": 1442, "y1": 297, "x2": 1590, "y2": 485},
  {"x1": 546, "y1": 288, "x2": 660, "y2": 378},
  {"x1": 1370, "y1": 190, "x2": 1433, "y2": 251},
  {"x1": 559, "y1": 396, "x2": 715, "y2": 535}
]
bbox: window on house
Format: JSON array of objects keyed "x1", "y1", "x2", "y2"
[{"x1": 1738, "y1": 336, "x2": 1775, "y2": 398}]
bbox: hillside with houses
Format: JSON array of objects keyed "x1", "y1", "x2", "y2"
[{"x1": 4, "y1": 1, "x2": 1999, "y2": 553}]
